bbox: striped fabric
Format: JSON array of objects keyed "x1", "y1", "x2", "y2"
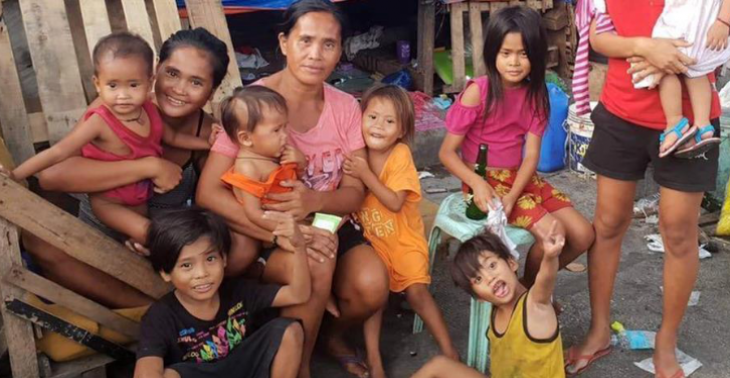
[{"x1": 573, "y1": 0, "x2": 615, "y2": 116}]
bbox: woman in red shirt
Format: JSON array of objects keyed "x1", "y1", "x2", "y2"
[{"x1": 565, "y1": 2, "x2": 722, "y2": 377}]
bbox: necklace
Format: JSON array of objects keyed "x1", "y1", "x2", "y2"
[{"x1": 122, "y1": 110, "x2": 145, "y2": 125}]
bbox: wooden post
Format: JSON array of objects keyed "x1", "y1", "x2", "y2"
[
  {"x1": 150, "y1": 0, "x2": 182, "y2": 46},
  {"x1": 417, "y1": 0, "x2": 435, "y2": 96},
  {"x1": 19, "y1": 0, "x2": 87, "y2": 145},
  {"x1": 0, "y1": 218, "x2": 40, "y2": 378},
  {"x1": 450, "y1": 2, "x2": 467, "y2": 92},
  {"x1": 119, "y1": 0, "x2": 157, "y2": 56},
  {"x1": 0, "y1": 0, "x2": 35, "y2": 164},
  {"x1": 468, "y1": 3, "x2": 485, "y2": 78},
  {"x1": 78, "y1": 0, "x2": 112, "y2": 58},
  {"x1": 184, "y1": 0, "x2": 243, "y2": 103}
]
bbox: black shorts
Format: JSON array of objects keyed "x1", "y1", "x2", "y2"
[
  {"x1": 583, "y1": 103, "x2": 719, "y2": 193},
  {"x1": 168, "y1": 317, "x2": 298, "y2": 378},
  {"x1": 259, "y1": 218, "x2": 369, "y2": 262}
]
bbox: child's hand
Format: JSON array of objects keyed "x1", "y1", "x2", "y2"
[
  {"x1": 707, "y1": 20, "x2": 730, "y2": 51},
  {"x1": 342, "y1": 155, "x2": 371, "y2": 179},
  {"x1": 471, "y1": 179, "x2": 498, "y2": 212},
  {"x1": 539, "y1": 221, "x2": 565, "y2": 259},
  {"x1": 280, "y1": 145, "x2": 306, "y2": 169},
  {"x1": 0, "y1": 164, "x2": 17, "y2": 182},
  {"x1": 264, "y1": 211, "x2": 305, "y2": 251},
  {"x1": 208, "y1": 123, "x2": 223, "y2": 146}
]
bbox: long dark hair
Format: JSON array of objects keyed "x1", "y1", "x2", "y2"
[{"x1": 482, "y1": 6, "x2": 549, "y2": 124}]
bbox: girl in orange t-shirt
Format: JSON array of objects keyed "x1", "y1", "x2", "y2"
[{"x1": 344, "y1": 85, "x2": 458, "y2": 378}]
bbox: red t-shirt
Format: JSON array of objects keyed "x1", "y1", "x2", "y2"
[{"x1": 601, "y1": 0, "x2": 721, "y2": 130}]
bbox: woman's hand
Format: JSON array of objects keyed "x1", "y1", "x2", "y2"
[
  {"x1": 707, "y1": 20, "x2": 730, "y2": 51},
  {"x1": 471, "y1": 179, "x2": 498, "y2": 213},
  {"x1": 501, "y1": 192, "x2": 519, "y2": 218},
  {"x1": 263, "y1": 180, "x2": 321, "y2": 221},
  {"x1": 639, "y1": 38, "x2": 695, "y2": 75},
  {"x1": 275, "y1": 224, "x2": 336, "y2": 263},
  {"x1": 145, "y1": 157, "x2": 183, "y2": 194},
  {"x1": 626, "y1": 57, "x2": 665, "y2": 89}
]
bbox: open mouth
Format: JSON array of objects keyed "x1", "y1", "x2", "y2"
[
  {"x1": 492, "y1": 280, "x2": 508, "y2": 298},
  {"x1": 193, "y1": 283, "x2": 214, "y2": 293},
  {"x1": 166, "y1": 95, "x2": 187, "y2": 107}
]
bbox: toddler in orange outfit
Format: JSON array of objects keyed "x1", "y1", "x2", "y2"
[
  {"x1": 344, "y1": 85, "x2": 458, "y2": 378},
  {"x1": 219, "y1": 86, "x2": 305, "y2": 232}
]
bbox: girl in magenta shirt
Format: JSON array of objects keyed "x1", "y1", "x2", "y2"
[{"x1": 440, "y1": 6, "x2": 595, "y2": 288}]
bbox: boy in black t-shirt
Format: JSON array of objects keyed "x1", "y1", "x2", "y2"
[{"x1": 134, "y1": 207, "x2": 310, "y2": 378}]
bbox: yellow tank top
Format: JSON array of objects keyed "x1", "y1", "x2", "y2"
[{"x1": 487, "y1": 291, "x2": 565, "y2": 378}]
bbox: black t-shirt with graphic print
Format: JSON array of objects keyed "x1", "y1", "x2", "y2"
[{"x1": 137, "y1": 277, "x2": 281, "y2": 366}]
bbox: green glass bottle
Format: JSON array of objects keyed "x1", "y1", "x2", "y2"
[{"x1": 466, "y1": 144, "x2": 488, "y2": 220}]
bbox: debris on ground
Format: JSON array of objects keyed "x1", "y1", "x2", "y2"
[
  {"x1": 634, "y1": 193, "x2": 660, "y2": 218},
  {"x1": 644, "y1": 234, "x2": 712, "y2": 259},
  {"x1": 634, "y1": 349, "x2": 703, "y2": 376},
  {"x1": 418, "y1": 171, "x2": 435, "y2": 180}
]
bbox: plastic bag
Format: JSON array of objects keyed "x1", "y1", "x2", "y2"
[
  {"x1": 382, "y1": 69, "x2": 413, "y2": 90},
  {"x1": 485, "y1": 201, "x2": 520, "y2": 260}
]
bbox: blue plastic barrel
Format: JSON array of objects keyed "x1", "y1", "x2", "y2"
[{"x1": 538, "y1": 83, "x2": 569, "y2": 173}]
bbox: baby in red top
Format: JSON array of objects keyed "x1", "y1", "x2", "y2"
[
  {"x1": 219, "y1": 86, "x2": 306, "y2": 234},
  {"x1": 5, "y1": 32, "x2": 213, "y2": 245}
]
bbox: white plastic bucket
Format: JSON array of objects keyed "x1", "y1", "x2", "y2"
[{"x1": 566, "y1": 102, "x2": 598, "y2": 175}]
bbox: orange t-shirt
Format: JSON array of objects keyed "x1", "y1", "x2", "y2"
[
  {"x1": 356, "y1": 144, "x2": 431, "y2": 292},
  {"x1": 602, "y1": 0, "x2": 721, "y2": 130},
  {"x1": 221, "y1": 163, "x2": 298, "y2": 204}
]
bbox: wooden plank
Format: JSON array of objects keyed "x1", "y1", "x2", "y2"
[
  {"x1": 417, "y1": 0, "x2": 435, "y2": 96},
  {"x1": 149, "y1": 0, "x2": 181, "y2": 47},
  {"x1": 64, "y1": 0, "x2": 97, "y2": 103},
  {"x1": 699, "y1": 212, "x2": 721, "y2": 227},
  {"x1": 28, "y1": 111, "x2": 49, "y2": 143},
  {"x1": 78, "y1": 0, "x2": 112, "y2": 59},
  {"x1": 51, "y1": 353, "x2": 114, "y2": 378},
  {"x1": 4, "y1": 266, "x2": 140, "y2": 339},
  {"x1": 19, "y1": 0, "x2": 88, "y2": 145},
  {"x1": 184, "y1": 0, "x2": 242, "y2": 103},
  {"x1": 469, "y1": 3, "x2": 486, "y2": 78},
  {"x1": 0, "y1": 0, "x2": 36, "y2": 164},
  {"x1": 0, "y1": 218, "x2": 40, "y2": 378},
  {"x1": 0, "y1": 175, "x2": 171, "y2": 299},
  {"x1": 450, "y1": 2, "x2": 466, "y2": 92},
  {"x1": 118, "y1": 0, "x2": 156, "y2": 54}
]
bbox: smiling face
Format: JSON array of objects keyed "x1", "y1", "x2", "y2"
[
  {"x1": 470, "y1": 251, "x2": 520, "y2": 306},
  {"x1": 160, "y1": 236, "x2": 226, "y2": 305},
  {"x1": 362, "y1": 97, "x2": 403, "y2": 152},
  {"x1": 93, "y1": 55, "x2": 152, "y2": 117},
  {"x1": 495, "y1": 32, "x2": 531, "y2": 88},
  {"x1": 155, "y1": 46, "x2": 216, "y2": 119},
  {"x1": 279, "y1": 11, "x2": 342, "y2": 86}
]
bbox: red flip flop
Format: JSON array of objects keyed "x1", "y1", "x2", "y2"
[{"x1": 564, "y1": 344, "x2": 613, "y2": 376}]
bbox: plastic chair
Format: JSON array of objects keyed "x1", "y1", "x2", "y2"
[{"x1": 412, "y1": 193, "x2": 535, "y2": 373}]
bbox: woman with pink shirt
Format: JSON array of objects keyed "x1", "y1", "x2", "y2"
[
  {"x1": 439, "y1": 6, "x2": 595, "y2": 289},
  {"x1": 196, "y1": 1, "x2": 388, "y2": 377}
]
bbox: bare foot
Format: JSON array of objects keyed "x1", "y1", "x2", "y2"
[
  {"x1": 326, "y1": 294, "x2": 341, "y2": 318},
  {"x1": 565, "y1": 326, "x2": 612, "y2": 375},
  {"x1": 327, "y1": 335, "x2": 370, "y2": 378},
  {"x1": 653, "y1": 330, "x2": 682, "y2": 378}
]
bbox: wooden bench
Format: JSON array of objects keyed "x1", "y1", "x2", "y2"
[{"x1": 0, "y1": 1, "x2": 242, "y2": 376}]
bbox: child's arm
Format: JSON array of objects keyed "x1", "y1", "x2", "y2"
[
  {"x1": 530, "y1": 221, "x2": 565, "y2": 306},
  {"x1": 162, "y1": 124, "x2": 213, "y2": 151},
  {"x1": 231, "y1": 161, "x2": 280, "y2": 232},
  {"x1": 439, "y1": 84, "x2": 498, "y2": 213},
  {"x1": 11, "y1": 116, "x2": 103, "y2": 181},
  {"x1": 502, "y1": 133, "x2": 540, "y2": 217},
  {"x1": 133, "y1": 357, "x2": 166, "y2": 378},
  {"x1": 343, "y1": 155, "x2": 407, "y2": 212},
  {"x1": 266, "y1": 211, "x2": 311, "y2": 306},
  {"x1": 280, "y1": 145, "x2": 307, "y2": 175},
  {"x1": 707, "y1": 0, "x2": 730, "y2": 51}
]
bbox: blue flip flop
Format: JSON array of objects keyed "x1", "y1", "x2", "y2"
[
  {"x1": 675, "y1": 124, "x2": 721, "y2": 158},
  {"x1": 659, "y1": 118, "x2": 697, "y2": 158}
]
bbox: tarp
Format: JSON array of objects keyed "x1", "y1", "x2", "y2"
[{"x1": 176, "y1": 0, "x2": 347, "y2": 15}]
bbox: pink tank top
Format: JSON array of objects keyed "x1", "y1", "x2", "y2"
[{"x1": 81, "y1": 101, "x2": 164, "y2": 206}]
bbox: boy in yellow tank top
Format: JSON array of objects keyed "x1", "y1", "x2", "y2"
[{"x1": 412, "y1": 222, "x2": 566, "y2": 378}]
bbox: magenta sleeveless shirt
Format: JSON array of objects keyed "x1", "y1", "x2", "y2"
[{"x1": 81, "y1": 101, "x2": 164, "y2": 206}]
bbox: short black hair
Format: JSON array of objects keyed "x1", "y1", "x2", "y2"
[
  {"x1": 280, "y1": 0, "x2": 348, "y2": 37},
  {"x1": 158, "y1": 27, "x2": 230, "y2": 89},
  {"x1": 93, "y1": 32, "x2": 154, "y2": 76},
  {"x1": 147, "y1": 207, "x2": 231, "y2": 274},
  {"x1": 219, "y1": 85, "x2": 288, "y2": 140},
  {"x1": 450, "y1": 230, "x2": 514, "y2": 297}
]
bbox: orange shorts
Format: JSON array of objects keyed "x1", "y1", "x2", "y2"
[{"x1": 463, "y1": 170, "x2": 573, "y2": 230}]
